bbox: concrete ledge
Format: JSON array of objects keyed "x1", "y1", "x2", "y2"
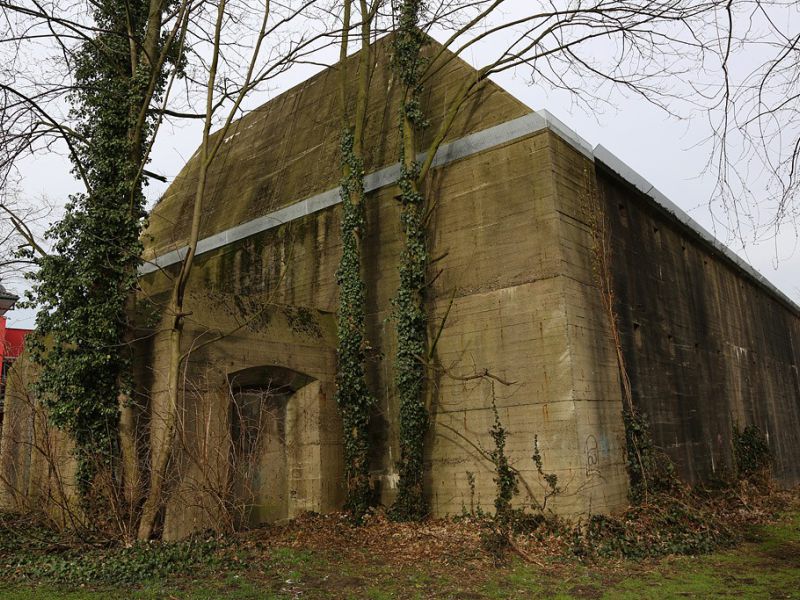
[
  {"x1": 140, "y1": 109, "x2": 799, "y2": 317},
  {"x1": 140, "y1": 112, "x2": 556, "y2": 275}
]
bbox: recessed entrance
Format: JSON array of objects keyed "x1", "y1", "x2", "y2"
[{"x1": 228, "y1": 365, "x2": 338, "y2": 526}]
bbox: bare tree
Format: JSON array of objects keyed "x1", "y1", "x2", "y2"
[
  {"x1": 708, "y1": 0, "x2": 800, "y2": 243},
  {"x1": 385, "y1": 0, "x2": 745, "y2": 516},
  {"x1": 136, "y1": 0, "x2": 337, "y2": 540}
]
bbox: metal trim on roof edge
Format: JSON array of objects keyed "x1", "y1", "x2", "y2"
[
  {"x1": 140, "y1": 110, "x2": 799, "y2": 315},
  {"x1": 593, "y1": 144, "x2": 800, "y2": 314},
  {"x1": 139, "y1": 111, "x2": 556, "y2": 275}
]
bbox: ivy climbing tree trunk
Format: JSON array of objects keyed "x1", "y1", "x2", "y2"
[
  {"x1": 388, "y1": 2, "x2": 493, "y2": 522},
  {"x1": 23, "y1": 0, "x2": 185, "y2": 532},
  {"x1": 390, "y1": 0, "x2": 430, "y2": 521},
  {"x1": 335, "y1": 0, "x2": 378, "y2": 521}
]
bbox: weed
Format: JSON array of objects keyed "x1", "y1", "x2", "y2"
[
  {"x1": 733, "y1": 424, "x2": 772, "y2": 484},
  {"x1": 0, "y1": 518, "x2": 236, "y2": 587}
]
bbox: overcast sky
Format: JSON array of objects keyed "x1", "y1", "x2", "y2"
[{"x1": 6, "y1": 3, "x2": 799, "y2": 328}]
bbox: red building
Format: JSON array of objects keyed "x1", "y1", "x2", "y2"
[{"x1": 0, "y1": 285, "x2": 32, "y2": 406}]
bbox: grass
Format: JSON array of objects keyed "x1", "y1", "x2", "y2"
[{"x1": 0, "y1": 511, "x2": 797, "y2": 599}]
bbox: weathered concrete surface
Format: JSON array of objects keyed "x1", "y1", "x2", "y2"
[
  {"x1": 142, "y1": 36, "x2": 529, "y2": 263},
  {"x1": 132, "y1": 35, "x2": 632, "y2": 537},
  {"x1": 596, "y1": 164, "x2": 800, "y2": 486},
  {"x1": 135, "y1": 299, "x2": 343, "y2": 539},
  {"x1": 417, "y1": 129, "x2": 629, "y2": 517}
]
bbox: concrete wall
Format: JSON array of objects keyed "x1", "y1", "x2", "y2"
[
  {"x1": 142, "y1": 36, "x2": 529, "y2": 262},
  {"x1": 133, "y1": 294, "x2": 343, "y2": 539},
  {"x1": 0, "y1": 355, "x2": 81, "y2": 526},
  {"x1": 136, "y1": 121, "x2": 632, "y2": 537},
  {"x1": 133, "y1": 35, "x2": 629, "y2": 537},
  {"x1": 597, "y1": 163, "x2": 800, "y2": 486},
  {"x1": 421, "y1": 130, "x2": 628, "y2": 517}
]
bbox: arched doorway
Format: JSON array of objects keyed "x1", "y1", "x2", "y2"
[{"x1": 228, "y1": 366, "x2": 341, "y2": 526}]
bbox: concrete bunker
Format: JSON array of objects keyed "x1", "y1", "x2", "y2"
[
  {"x1": 135, "y1": 35, "x2": 800, "y2": 529},
  {"x1": 2, "y1": 34, "x2": 799, "y2": 539}
]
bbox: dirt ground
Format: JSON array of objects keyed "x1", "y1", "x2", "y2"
[{"x1": 0, "y1": 491, "x2": 798, "y2": 599}]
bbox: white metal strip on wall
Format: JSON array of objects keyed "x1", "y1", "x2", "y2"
[
  {"x1": 139, "y1": 111, "x2": 561, "y2": 275},
  {"x1": 139, "y1": 110, "x2": 799, "y2": 315}
]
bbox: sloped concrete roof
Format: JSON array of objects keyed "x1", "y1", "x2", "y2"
[
  {"x1": 142, "y1": 33, "x2": 799, "y2": 315},
  {"x1": 143, "y1": 33, "x2": 530, "y2": 261}
]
